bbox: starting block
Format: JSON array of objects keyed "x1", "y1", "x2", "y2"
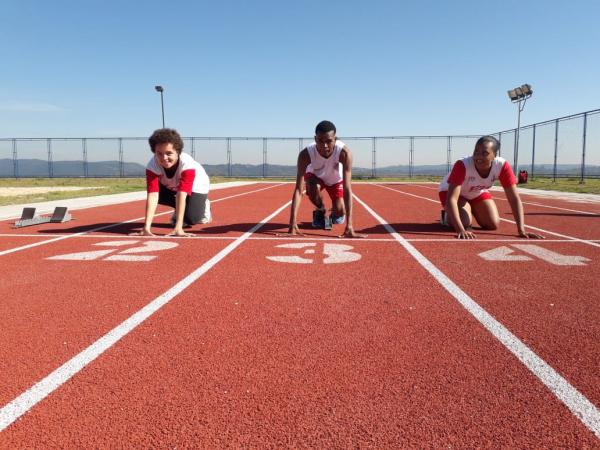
[
  {"x1": 324, "y1": 215, "x2": 333, "y2": 231},
  {"x1": 13, "y1": 207, "x2": 72, "y2": 228}
]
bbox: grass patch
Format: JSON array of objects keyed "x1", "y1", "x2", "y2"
[
  {"x1": 1, "y1": 176, "x2": 597, "y2": 207},
  {"x1": 521, "y1": 177, "x2": 600, "y2": 195}
]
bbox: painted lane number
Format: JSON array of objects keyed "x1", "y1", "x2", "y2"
[
  {"x1": 47, "y1": 240, "x2": 179, "y2": 262},
  {"x1": 266, "y1": 243, "x2": 361, "y2": 264}
]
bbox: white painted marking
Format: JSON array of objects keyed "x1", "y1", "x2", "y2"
[
  {"x1": 323, "y1": 243, "x2": 362, "y2": 264},
  {"x1": 266, "y1": 243, "x2": 362, "y2": 265},
  {"x1": 94, "y1": 240, "x2": 138, "y2": 247},
  {"x1": 103, "y1": 255, "x2": 156, "y2": 262},
  {"x1": 116, "y1": 241, "x2": 178, "y2": 255},
  {"x1": 0, "y1": 183, "x2": 285, "y2": 258},
  {"x1": 47, "y1": 240, "x2": 179, "y2": 262},
  {"x1": 513, "y1": 244, "x2": 591, "y2": 266},
  {"x1": 0, "y1": 200, "x2": 292, "y2": 432},
  {"x1": 266, "y1": 242, "x2": 315, "y2": 263},
  {"x1": 47, "y1": 249, "x2": 115, "y2": 261},
  {"x1": 478, "y1": 246, "x2": 533, "y2": 262},
  {"x1": 375, "y1": 184, "x2": 600, "y2": 249},
  {"x1": 266, "y1": 255, "x2": 313, "y2": 264},
  {"x1": 276, "y1": 243, "x2": 316, "y2": 249},
  {"x1": 354, "y1": 193, "x2": 600, "y2": 439}
]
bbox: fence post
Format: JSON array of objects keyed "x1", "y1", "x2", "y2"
[
  {"x1": 581, "y1": 112, "x2": 588, "y2": 184},
  {"x1": 191, "y1": 138, "x2": 196, "y2": 160},
  {"x1": 409, "y1": 137, "x2": 414, "y2": 179},
  {"x1": 119, "y1": 138, "x2": 124, "y2": 178},
  {"x1": 446, "y1": 136, "x2": 452, "y2": 174},
  {"x1": 82, "y1": 138, "x2": 88, "y2": 178},
  {"x1": 262, "y1": 138, "x2": 267, "y2": 178},
  {"x1": 531, "y1": 124, "x2": 536, "y2": 179},
  {"x1": 498, "y1": 132, "x2": 502, "y2": 157},
  {"x1": 227, "y1": 138, "x2": 232, "y2": 177},
  {"x1": 553, "y1": 119, "x2": 559, "y2": 182},
  {"x1": 47, "y1": 139, "x2": 53, "y2": 178},
  {"x1": 12, "y1": 139, "x2": 18, "y2": 179},
  {"x1": 371, "y1": 137, "x2": 376, "y2": 178}
]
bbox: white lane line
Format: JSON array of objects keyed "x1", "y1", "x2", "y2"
[
  {"x1": 2, "y1": 233, "x2": 600, "y2": 244},
  {"x1": 0, "y1": 184, "x2": 285, "y2": 257},
  {"x1": 354, "y1": 193, "x2": 600, "y2": 439},
  {"x1": 0, "y1": 200, "x2": 292, "y2": 432},
  {"x1": 374, "y1": 184, "x2": 600, "y2": 249},
  {"x1": 412, "y1": 184, "x2": 600, "y2": 216}
]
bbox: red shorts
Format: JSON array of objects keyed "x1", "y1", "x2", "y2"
[
  {"x1": 438, "y1": 190, "x2": 492, "y2": 207},
  {"x1": 304, "y1": 173, "x2": 344, "y2": 200}
]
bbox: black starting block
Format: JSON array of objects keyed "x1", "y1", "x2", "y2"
[{"x1": 13, "y1": 207, "x2": 72, "y2": 228}]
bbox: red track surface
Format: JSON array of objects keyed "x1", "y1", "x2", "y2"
[{"x1": 1, "y1": 182, "x2": 599, "y2": 447}]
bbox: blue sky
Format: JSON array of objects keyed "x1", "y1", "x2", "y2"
[{"x1": 1, "y1": 0, "x2": 599, "y2": 139}]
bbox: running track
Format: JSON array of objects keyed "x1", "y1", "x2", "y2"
[{"x1": 0, "y1": 182, "x2": 599, "y2": 448}]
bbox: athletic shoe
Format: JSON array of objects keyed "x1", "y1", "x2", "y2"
[
  {"x1": 200, "y1": 199, "x2": 212, "y2": 224},
  {"x1": 440, "y1": 210, "x2": 449, "y2": 227},
  {"x1": 171, "y1": 212, "x2": 192, "y2": 228},
  {"x1": 312, "y1": 209, "x2": 326, "y2": 228},
  {"x1": 330, "y1": 213, "x2": 345, "y2": 225}
]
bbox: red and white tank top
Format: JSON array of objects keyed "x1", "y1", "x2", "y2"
[
  {"x1": 305, "y1": 140, "x2": 345, "y2": 186},
  {"x1": 438, "y1": 155, "x2": 516, "y2": 200},
  {"x1": 146, "y1": 152, "x2": 210, "y2": 195}
]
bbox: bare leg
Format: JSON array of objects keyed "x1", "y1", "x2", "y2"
[
  {"x1": 331, "y1": 197, "x2": 345, "y2": 217},
  {"x1": 471, "y1": 199, "x2": 500, "y2": 230},
  {"x1": 445, "y1": 197, "x2": 472, "y2": 229},
  {"x1": 305, "y1": 178, "x2": 325, "y2": 210}
]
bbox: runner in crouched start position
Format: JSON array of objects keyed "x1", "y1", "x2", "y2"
[
  {"x1": 132, "y1": 128, "x2": 211, "y2": 237},
  {"x1": 439, "y1": 135, "x2": 543, "y2": 240},
  {"x1": 288, "y1": 120, "x2": 365, "y2": 238}
]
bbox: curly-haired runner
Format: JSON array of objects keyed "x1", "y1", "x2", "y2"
[{"x1": 132, "y1": 128, "x2": 211, "y2": 237}]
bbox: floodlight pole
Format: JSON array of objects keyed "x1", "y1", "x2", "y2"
[
  {"x1": 514, "y1": 98, "x2": 526, "y2": 175},
  {"x1": 507, "y1": 84, "x2": 532, "y2": 176},
  {"x1": 155, "y1": 85, "x2": 165, "y2": 128}
]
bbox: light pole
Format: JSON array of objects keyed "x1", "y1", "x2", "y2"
[
  {"x1": 155, "y1": 85, "x2": 165, "y2": 128},
  {"x1": 507, "y1": 84, "x2": 533, "y2": 175}
]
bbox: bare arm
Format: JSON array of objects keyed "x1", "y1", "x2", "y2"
[
  {"x1": 168, "y1": 191, "x2": 194, "y2": 237},
  {"x1": 504, "y1": 184, "x2": 544, "y2": 239},
  {"x1": 287, "y1": 149, "x2": 310, "y2": 235},
  {"x1": 446, "y1": 183, "x2": 475, "y2": 239},
  {"x1": 339, "y1": 147, "x2": 366, "y2": 238},
  {"x1": 131, "y1": 192, "x2": 159, "y2": 236}
]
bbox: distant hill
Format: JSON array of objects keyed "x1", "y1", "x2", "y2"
[{"x1": 1, "y1": 159, "x2": 599, "y2": 178}]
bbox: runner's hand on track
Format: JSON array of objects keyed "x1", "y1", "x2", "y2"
[
  {"x1": 519, "y1": 231, "x2": 545, "y2": 239},
  {"x1": 167, "y1": 229, "x2": 195, "y2": 237},
  {"x1": 339, "y1": 227, "x2": 367, "y2": 239},
  {"x1": 457, "y1": 230, "x2": 476, "y2": 239},
  {"x1": 130, "y1": 229, "x2": 155, "y2": 237},
  {"x1": 279, "y1": 225, "x2": 304, "y2": 237}
]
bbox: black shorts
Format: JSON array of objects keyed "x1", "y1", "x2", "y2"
[{"x1": 158, "y1": 183, "x2": 208, "y2": 225}]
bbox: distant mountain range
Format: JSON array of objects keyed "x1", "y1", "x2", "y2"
[{"x1": 1, "y1": 159, "x2": 599, "y2": 178}]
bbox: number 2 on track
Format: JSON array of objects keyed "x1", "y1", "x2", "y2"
[{"x1": 47, "y1": 240, "x2": 179, "y2": 262}]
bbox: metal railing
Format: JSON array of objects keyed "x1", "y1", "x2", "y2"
[{"x1": 1, "y1": 108, "x2": 599, "y2": 180}]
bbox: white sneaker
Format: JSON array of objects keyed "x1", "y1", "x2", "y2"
[{"x1": 200, "y1": 199, "x2": 212, "y2": 224}]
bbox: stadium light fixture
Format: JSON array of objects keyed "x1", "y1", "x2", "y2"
[
  {"x1": 507, "y1": 83, "x2": 533, "y2": 175},
  {"x1": 155, "y1": 85, "x2": 165, "y2": 128}
]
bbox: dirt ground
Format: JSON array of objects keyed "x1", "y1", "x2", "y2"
[{"x1": 0, "y1": 187, "x2": 104, "y2": 197}]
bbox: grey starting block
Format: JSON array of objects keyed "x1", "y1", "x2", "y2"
[
  {"x1": 324, "y1": 215, "x2": 333, "y2": 231},
  {"x1": 13, "y1": 207, "x2": 72, "y2": 228}
]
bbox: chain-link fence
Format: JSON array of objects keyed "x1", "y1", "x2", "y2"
[{"x1": 1, "y1": 109, "x2": 598, "y2": 179}]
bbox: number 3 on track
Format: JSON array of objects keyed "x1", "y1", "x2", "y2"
[{"x1": 266, "y1": 243, "x2": 361, "y2": 264}]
